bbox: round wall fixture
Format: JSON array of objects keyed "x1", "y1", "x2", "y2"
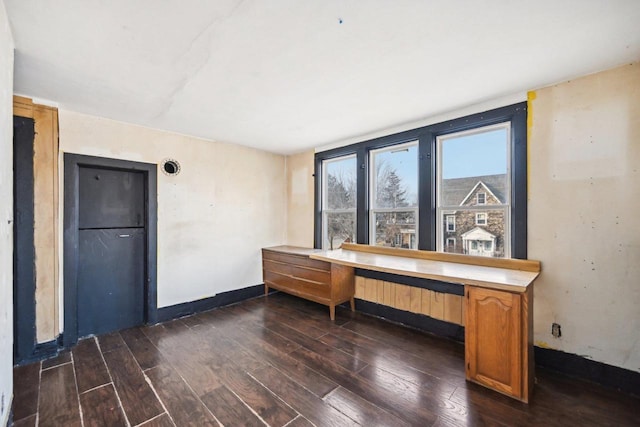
[{"x1": 162, "y1": 159, "x2": 180, "y2": 176}]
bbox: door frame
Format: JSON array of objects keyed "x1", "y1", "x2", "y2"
[{"x1": 64, "y1": 153, "x2": 157, "y2": 346}]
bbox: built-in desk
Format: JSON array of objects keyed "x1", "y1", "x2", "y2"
[{"x1": 309, "y1": 243, "x2": 541, "y2": 403}]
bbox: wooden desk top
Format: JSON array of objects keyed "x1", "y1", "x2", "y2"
[
  {"x1": 262, "y1": 245, "x2": 324, "y2": 257},
  {"x1": 309, "y1": 247, "x2": 540, "y2": 293}
]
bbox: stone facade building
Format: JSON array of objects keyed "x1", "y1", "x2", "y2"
[{"x1": 441, "y1": 174, "x2": 507, "y2": 257}]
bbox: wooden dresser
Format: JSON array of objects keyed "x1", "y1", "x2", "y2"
[{"x1": 262, "y1": 246, "x2": 355, "y2": 320}]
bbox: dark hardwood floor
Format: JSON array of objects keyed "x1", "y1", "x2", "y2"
[{"x1": 11, "y1": 293, "x2": 640, "y2": 426}]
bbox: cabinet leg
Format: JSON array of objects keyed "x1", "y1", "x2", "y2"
[
  {"x1": 264, "y1": 284, "x2": 269, "y2": 296},
  {"x1": 329, "y1": 305, "x2": 336, "y2": 321},
  {"x1": 350, "y1": 297, "x2": 355, "y2": 312}
]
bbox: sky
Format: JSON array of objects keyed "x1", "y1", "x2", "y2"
[
  {"x1": 441, "y1": 127, "x2": 508, "y2": 179},
  {"x1": 372, "y1": 143, "x2": 419, "y2": 204},
  {"x1": 324, "y1": 125, "x2": 508, "y2": 202}
]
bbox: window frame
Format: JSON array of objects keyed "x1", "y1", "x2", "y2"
[
  {"x1": 314, "y1": 102, "x2": 528, "y2": 259},
  {"x1": 446, "y1": 215, "x2": 456, "y2": 232},
  {"x1": 475, "y1": 212, "x2": 487, "y2": 226},
  {"x1": 436, "y1": 122, "x2": 511, "y2": 256},
  {"x1": 477, "y1": 192, "x2": 486, "y2": 205},
  {"x1": 446, "y1": 237, "x2": 456, "y2": 249}
]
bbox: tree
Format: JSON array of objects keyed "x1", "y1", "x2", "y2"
[
  {"x1": 327, "y1": 174, "x2": 352, "y2": 209},
  {"x1": 374, "y1": 163, "x2": 412, "y2": 247},
  {"x1": 326, "y1": 172, "x2": 355, "y2": 250},
  {"x1": 378, "y1": 169, "x2": 407, "y2": 208}
]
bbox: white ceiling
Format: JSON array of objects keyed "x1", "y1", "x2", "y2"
[{"x1": 5, "y1": 1, "x2": 640, "y2": 154}]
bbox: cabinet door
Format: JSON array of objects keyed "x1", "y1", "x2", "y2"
[{"x1": 466, "y1": 286, "x2": 522, "y2": 399}]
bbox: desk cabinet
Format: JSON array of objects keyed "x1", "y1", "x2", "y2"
[
  {"x1": 262, "y1": 246, "x2": 355, "y2": 320},
  {"x1": 298, "y1": 243, "x2": 539, "y2": 402},
  {"x1": 465, "y1": 286, "x2": 534, "y2": 402}
]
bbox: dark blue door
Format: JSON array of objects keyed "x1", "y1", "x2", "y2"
[{"x1": 77, "y1": 167, "x2": 146, "y2": 338}]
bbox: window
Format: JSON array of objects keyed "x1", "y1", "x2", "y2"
[
  {"x1": 314, "y1": 102, "x2": 528, "y2": 259},
  {"x1": 477, "y1": 192, "x2": 486, "y2": 205},
  {"x1": 437, "y1": 123, "x2": 510, "y2": 257},
  {"x1": 321, "y1": 155, "x2": 357, "y2": 250},
  {"x1": 476, "y1": 212, "x2": 487, "y2": 225},
  {"x1": 445, "y1": 215, "x2": 456, "y2": 232},
  {"x1": 446, "y1": 237, "x2": 456, "y2": 250},
  {"x1": 370, "y1": 142, "x2": 418, "y2": 249}
]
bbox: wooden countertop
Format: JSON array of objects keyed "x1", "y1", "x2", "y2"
[
  {"x1": 262, "y1": 245, "x2": 324, "y2": 257},
  {"x1": 309, "y1": 246, "x2": 540, "y2": 293}
]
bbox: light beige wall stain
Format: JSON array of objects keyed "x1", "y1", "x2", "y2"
[
  {"x1": 529, "y1": 63, "x2": 640, "y2": 372},
  {"x1": 527, "y1": 90, "x2": 536, "y2": 194}
]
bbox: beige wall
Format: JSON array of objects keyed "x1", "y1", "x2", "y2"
[
  {"x1": 529, "y1": 63, "x2": 640, "y2": 372},
  {"x1": 58, "y1": 111, "x2": 287, "y2": 315},
  {"x1": 0, "y1": 0, "x2": 13, "y2": 423},
  {"x1": 285, "y1": 150, "x2": 315, "y2": 248}
]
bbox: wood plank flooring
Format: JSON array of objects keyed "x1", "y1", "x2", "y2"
[{"x1": 11, "y1": 293, "x2": 640, "y2": 426}]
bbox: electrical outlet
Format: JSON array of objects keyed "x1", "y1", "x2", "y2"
[{"x1": 552, "y1": 323, "x2": 562, "y2": 338}]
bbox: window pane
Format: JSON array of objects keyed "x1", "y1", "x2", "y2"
[
  {"x1": 476, "y1": 213, "x2": 487, "y2": 225},
  {"x1": 440, "y1": 209, "x2": 506, "y2": 257},
  {"x1": 324, "y1": 156, "x2": 356, "y2": 210},
  {"x1": 437, "y1": 123, "x2": 511, "y2": 258},
  {"x1": 440, "y1": 126, "x2": 508, "y2": 207},
  {"x1": 446, "y1": 215, "x2": 455, "y2": 232},
  {"x1": 324, "y1": 212, "x2": 356, "y2": 250},
  {"x1": 372, "y1": 143, "x2": 418, "y2": 208},
  {"x1": 372, "y1": 211, "x2": 416, "y2": 249}
]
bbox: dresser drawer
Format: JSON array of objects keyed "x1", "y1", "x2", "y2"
[
  {"x1": 263, "y1": 259, "x2": 331, "y2": 284},
  {"x1": 263, "y1": 249, "x2": 330, "y2": 272},
  {"x1": 264, "y1": 270, "x2": 331, "y2": 299}
]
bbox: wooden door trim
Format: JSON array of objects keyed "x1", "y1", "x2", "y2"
[
  {"x1": 13, "y1": 96, "x2": 61, "y2": 362},
  {"x1": 13, "y1": 95, "x2": 35, "y2": 118},
  {"x1": 63, "y1": 153, "x2": 158, "y2": 347}
]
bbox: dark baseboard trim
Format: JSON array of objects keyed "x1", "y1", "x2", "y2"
[
  {"x1": 355, "y1": 269, "x2": 464, "y2": 295},
  {"x1": 535, "y1": 347, "x2": 640, "y2": 397},
  {"x1": 14, "y1": 334, "x2": 64, "y2": 366},
  {"x1": 156, "y1": 284, "x2": 274, "y2": 323},
  {"x1": 354, "y1": 299, "x2": 465, "y2": 342}
]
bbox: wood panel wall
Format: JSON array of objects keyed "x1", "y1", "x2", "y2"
[
  {"x1": 14, "y1": 96, "x2": 60, "y2": 342},
  {"x1": 354, "y1": 276, "x2": 465, "y2": 326}
]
